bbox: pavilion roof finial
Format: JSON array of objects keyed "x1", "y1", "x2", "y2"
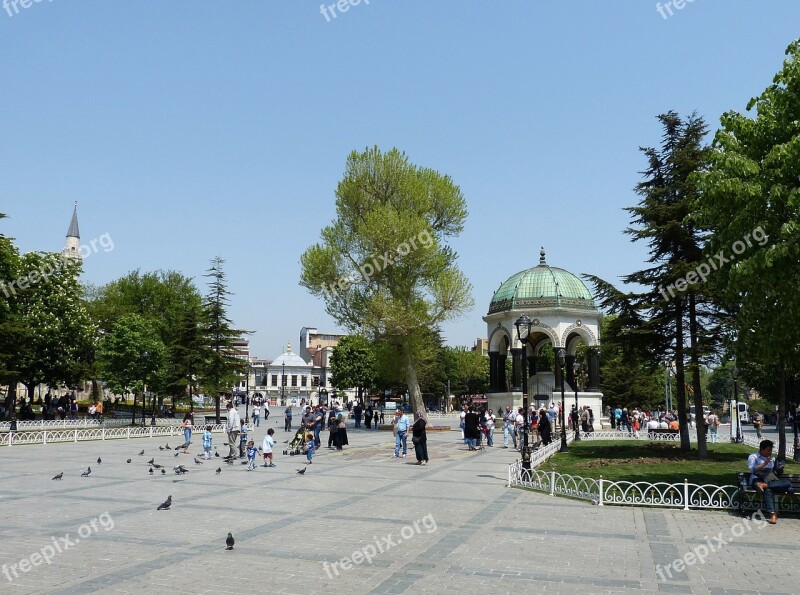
[{"x1": 539, "y1": 247, "x2": 546, "y2": 265}]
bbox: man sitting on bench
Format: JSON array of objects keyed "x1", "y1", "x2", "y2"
[{"x1": 747, "y1": 439, "x2": 795, "y2": 525}]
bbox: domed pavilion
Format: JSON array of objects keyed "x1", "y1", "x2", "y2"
[{"x1": 482, "y1": 249, "x2": 603, "y2": 415}]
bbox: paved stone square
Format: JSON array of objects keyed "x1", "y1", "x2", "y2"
[{"x1": 0, "y1": 410, "x2": 798, "y2": 594}]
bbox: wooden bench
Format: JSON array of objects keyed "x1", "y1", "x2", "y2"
[{"x1": 737, "y1": 472, "x2": 800, "y2": 516}]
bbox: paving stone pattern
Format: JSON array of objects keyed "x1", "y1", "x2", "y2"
[{"x1": 0, "y1": 408, "x2": 797, "y2": 594}]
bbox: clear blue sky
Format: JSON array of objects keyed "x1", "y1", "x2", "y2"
[{"x1": 2, "y1": 1, "x2": 798, "y2": 359}]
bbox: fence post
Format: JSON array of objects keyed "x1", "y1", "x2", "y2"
[
  {"x1": 550, "y1": 471, "x2": 556, "y2": 496},
  {"x1": 127, "y1": 427, "x2": 130, "y2": 439},
  {"x1": 508, "y1": 463, "x2": 512, "y2": 488},
  {"x1": 43, "y1": 431, "x2": 47, "y2": 445},
  {"x1": 102, "y1": 428, "x2": 106, "y2": 441},
  {"x1": 8, "y1": 431, "x2": 12, "y2": 447},
  {"x1": 683, "y1": 478, "x2": 690, "y2": 511},
  {"x1": 598, "y1": 476, "x2": 604, "y2": 506},
  {"x1": 149, "y1": 426, "x2": 153, "y2": 438},
  {"x1": 74, "y1": 429, "x2": 78, "y2": 442}
]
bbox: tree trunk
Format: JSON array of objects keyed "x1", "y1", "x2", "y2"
[
  {"x1": 403, "y1": 342, "x2": 426, "y2": 420},
  {"x1": 688, "y1": 293, "x2": 707, "y2": 458},
  {"x1": 215, "y1": 395, "x2": 221, "y2": 425},
  {"x1": 4, "y1": 375, "x2": 17, "y2": 419},
  {"x1": 777, "y1": 368, "x2": 786, "y2": 460},
  {"x1": 674, "y1": 299, "x2": 690, "y2": 451}
]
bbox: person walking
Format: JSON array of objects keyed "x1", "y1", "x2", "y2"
[
  {"x1": 707, "y1": 410, "x2": 720, "y2": 443},
  {"x1": 412, "y1": 411, "x2": 429, "y2": 465},
  {"x1": 202, "y1": 425, "x2": 213, "y2": 460},
  {"x1": 262, "y1": 428, "x2": 276, "y2": 467},
  {"x1": 503, "y1": 406, "x2": 515, "y2": 449},
  {"x1": 225, "y1": 402, "x2": 241, "y2": 460},
  {"x1": 365, "y1": 405, "x2": 373, "y2": 429},
  {"x1": 181, "y1": 413, "x2": 193, "y2": 454},
  {"x1": 263, "y1": 399, "x2": 270, "y2": 422},
  {"x1": 252, "y1": 403, "x2": 261, "y2": 428},
  {"x1": 538, "y1": 409, "x2": 552, "y2": 445},
  {"x1": 752, "y1": 411, "x2": 763, "y2": 439},
  {"x1": 485, "y1": 409, "x2": 496, "y2": 447},
  {"x1": 392, "y1": 408, "x2": 410, "y2": 458},
  {"x1": 284, "y1": 404, "x2": 293, "y2": 431},
  {"x1": 464, "y1": 406, "x2": 482, "y2": 451},
  {"x1": 353, "y1": 402, "x2": 363, "y2": 429}
]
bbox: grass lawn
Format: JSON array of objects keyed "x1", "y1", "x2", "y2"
[{"x1": 539, "y1": 440, "x2": 800, "y2": 487}]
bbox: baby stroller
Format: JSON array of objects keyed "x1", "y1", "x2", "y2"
[{"x1": 283, "y1": 426, "x2": 306, "y2": 455}]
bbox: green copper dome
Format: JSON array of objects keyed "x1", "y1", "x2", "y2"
[{"x1": 488, "y1": 249, "x2": 597, "y2": 314}]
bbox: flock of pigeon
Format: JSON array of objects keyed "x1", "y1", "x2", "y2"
[{"x1": 47, "y1": 440, "x2": 311, "y2": 550}]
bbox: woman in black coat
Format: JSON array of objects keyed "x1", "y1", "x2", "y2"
[
  {"x1": 538, "y1": 409, "x2": 552, "y2": 446},
  {"x1": 464, "y1": 406, "x2": 482, "y2": 451},
  {"x1": 412, "y1": 412, "x2": 429, "y2": 465}
]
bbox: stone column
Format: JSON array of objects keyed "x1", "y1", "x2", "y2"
[
  {"x1": 497, "y1": 354, "x2": 508, "y2": 392},
  {"x1": 566, "y1": 354, "x2": 576, "y2": 390},
  {"x1": 510, "y1": 348, "x2": 522, "y2": 392},
  {"x1": 489, "y1": 352, "x2": 498, "y2": 392}
]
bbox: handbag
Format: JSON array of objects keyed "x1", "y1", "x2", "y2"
[
  {"x1": 392, "y1": 424, "x2": 398, "y2": 436},
  {"x1": 412, "y1": 434, "x2": 421, "y2": 444}
]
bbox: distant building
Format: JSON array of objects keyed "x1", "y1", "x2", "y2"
[
  {"x1": 264, "y1": 341, "x2": 314, "y2": 405},
  {"x1": 471, "y1": 338, "x2": 489, "y2": 356}
]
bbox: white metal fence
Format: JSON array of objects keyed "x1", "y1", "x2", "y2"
[
  {"x1": 507, "y1": 429, "x2": 800, "y2": 512},
  {"x1": 0, "y1": 424, "x2": 227, "y2": 447},
  {"x1": 0, "y1": 418, "x2": 186, "y2": 432}
]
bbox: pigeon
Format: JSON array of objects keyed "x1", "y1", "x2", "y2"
[
  {"x1": 173, "y1": 465, "x2": 188, "y2": 475},
  {"x1": 226, "y1": 533, "x2": 235, "y2": 550},
  {"x1": 149, "y1": 468, "x2": 154, "y2": 475},
  {"x1": 159, "y1": 446, "x2": 165, "y2": 451},
  {"x1": 296, "y1": 468, "x2": 306, "y2": 475},
  {"x1": 194, "y1": 458, "x2": 203, "y2": 465},
  {"x1": 52, "y1": 472, "x2": 63, "y2": 480},
  {"x1": 216, "y1": 467, "x2": 221, "y2": 475},
  {"x1": 151, "y1": 463, "x2": 162, "y2": 469},
  {"x1": 214, "y1": 451, "x2": 220, "y2": 458},
  {"x1": 138, "y1": 449, "x2": 145, "y2": 456},
  {"x1": 147, "y1": 458, "x2": 155, "y2": 465},
  {"x1": 127, "y1": 459, "x2": 131, "y2": 463},
  {"x1": 165, "y1": 444, "x2": 170, "y2": 450},
  {"x1": 161, "y1": 469, "x2": 166, "y2": 474},
  {"x1": 97, "y1": 457, "x2": 102, "y2": 464},
  {"x1": 81, "y1": 467, "x2": 91, "y2": 477},
  {"x1": 174, "y1": 452, "x2": 180, "y2": 457},
  {"x1": 223, "y1": 443, "x2": 229, "y2": 446},
  {"x1": 156, "y1": 495, "x2": 172, "y2": 510}
]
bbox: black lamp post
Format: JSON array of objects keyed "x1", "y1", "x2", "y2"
[
  {"x1": 281, "y1": 362, "x2": 286, "y2": 406},
  {"x1": 557, "y1": 349, "x2": 569, "y2": 452},
  {"x1": 141, "y1": 351, "x2": 149, "y2": 427},
  {"x1": 514, "y1": 314, "x2": 533, "y2": 472},
  {"x1": 573, "y1": 362, "x2": 581, "y2": 442},
  {"x1": 793, "y1": 402, "x2": 799, "y2": 462},
  {"x1": 732, "y1": 366, "x2": 742, "y2": 443}
]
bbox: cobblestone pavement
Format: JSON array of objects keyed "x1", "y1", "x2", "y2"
[{"x1": 0, "y1": 410, "x2": 798, "y2": 594}]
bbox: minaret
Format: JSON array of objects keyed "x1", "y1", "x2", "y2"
[{"x1": 63, "y1": 202, "x2": 81, "y2": 260}]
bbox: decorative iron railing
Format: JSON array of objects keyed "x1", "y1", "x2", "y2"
[
  {"x1": 0, "y1": 424, "x2": 227, "y2": 447},
  {"x1": 0, "y1": 418, "x2": 187, "y2": 431}
]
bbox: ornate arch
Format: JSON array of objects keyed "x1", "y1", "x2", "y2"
[
  {"x1": 561, "y1": 320, "x2": 598, "y2": 349},
  {"x1": 489, "y1": 323, "x2": 512, "y2": 354},
  {"x1": 529, "y1": 319, "x2": 560, "y2": 348}
]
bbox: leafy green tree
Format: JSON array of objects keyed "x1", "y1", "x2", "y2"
[
  {"x1": 329, "y1": 335, "x2": 376, "y2": 404},
  {"x1": 201, "y1": 257, "x2": 248, "y2": 423},
  {"x1": 300, "y1": 147, "x2": 474, "y2": 415},
  {"x1": 97, "y1": 314, "x2": 165, "y2": 424},
  {"x1": 696, "y1": 40, "x2": 800, "y2": 459},
  {"x1": 5, "y1": 253, "x2": 95, "y2": 405},
  {"x1": 0, "y1": 214, "x2": 21, "y2": 415},
  {"x1": 588, "y1": 111, "x2": 713, "y2": 454},
  {"x1": 443, "y1": 347, "x2": 489, "y2": 397}
]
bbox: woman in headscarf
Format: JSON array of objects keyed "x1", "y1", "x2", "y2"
[
  {"x1": 464, "y1": 405, "x2": 482, "y2": 451},
  {"x1": 538, "y1": 408, "x2": 552, "y2": 446},
  {"x1": 412, "y1": 411, "x2": 429, "y2": 465},
  {"x1": 333, "y1": 413, "x2": 349, "y2": 450}
]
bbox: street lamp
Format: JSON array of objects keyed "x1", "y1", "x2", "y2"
[
  {"x1": 793, "y1": 401, "x2": 800, "y2": 462},
  {"x1": 573, "y1": 362, "x2": 581, "y2": 442},
  {"x1": 281, "y1": 361, "x2": 286, "y2": 406},
  {"x1": 140, "y1": 351, "x2": 149, "y2": 427},
  {"x1": 731, "y1": 366, "x2": 742, "y2": 443},
  {"x1": 514, "y1": 314, "x2": 533, "y2": 472},
  {"x1": 557, "y1": 349, "x2": 569, "y2": 453}
]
